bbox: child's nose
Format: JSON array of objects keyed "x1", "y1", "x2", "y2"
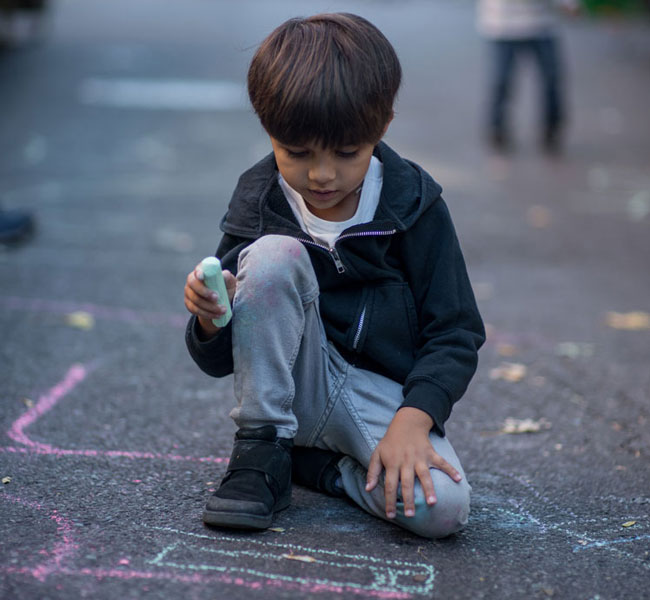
[{"x1": 309, "y1": 159, "x2": 336, "y2": 185}]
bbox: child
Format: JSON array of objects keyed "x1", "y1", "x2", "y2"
[{"x1": 184, "y1": 13, "x2": 484, "y2": 538}]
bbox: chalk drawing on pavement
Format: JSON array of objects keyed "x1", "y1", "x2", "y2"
[
  {"x1": 0, "y1": 493, "x2": 433, "y2": 598},
  {"x1": 1, "y1": 363, "x2": 226, "y2": 465},
  {"x1": 1, "y1": 359, "x2": 648, "y2": 597},
  {"x1": 470, "y1": 472, "x2": 650, "y2": 569},
  {"x1": 145, "y1": 525, "x2": 435, "y2": 598}
]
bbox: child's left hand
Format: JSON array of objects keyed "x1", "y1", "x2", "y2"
[{"x1": 365, "y1": 407, "x2": 462, "y2": 520}]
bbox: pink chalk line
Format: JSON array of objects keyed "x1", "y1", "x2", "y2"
[
  {"x1": 0, "y1": 444, "x2": 227, "y2": 463},
  {"x1": 1, "y1": 494, "x2": 410, "y2": 598},
  {"x1": 3, "y1": 363, "x2": 226, "y2": 465},
  {"x1": 2, "y1": 494, "x2": 78, "y2": 582},
  {"x1": 1, "y1": 296, "x2": 186, "y2": 328},
  {"x1": 8, "y1": 363, "x2": 88, "y2": 452},
  {"x1": 2, "y1": 566, "x2": 410, "y2": 598}
]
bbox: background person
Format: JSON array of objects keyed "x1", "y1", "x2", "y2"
[{"x1": 477, "y1": 0, "x2": 580, "y2": 153}]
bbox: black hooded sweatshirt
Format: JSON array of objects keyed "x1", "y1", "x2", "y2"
[{"x1": 186, "y1": 142, "x2": 485, "y2": 436}]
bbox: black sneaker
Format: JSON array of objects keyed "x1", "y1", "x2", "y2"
[
  {"x1": 203, "y1": 426, "x2": 292, "y2": 530},
  {"x1": 292, "y1": 446, "x2": 346, "y2": 497}
]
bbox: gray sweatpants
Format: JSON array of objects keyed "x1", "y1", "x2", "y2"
[{"x1": 229, "y1": 234, "x2": 470, "y2": 538}]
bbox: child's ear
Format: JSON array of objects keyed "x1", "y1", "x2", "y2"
[{"x1": 381, "y1": 112, "x2": 394, "y2": 138}]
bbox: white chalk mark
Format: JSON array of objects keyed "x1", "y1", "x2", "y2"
[
  {"x1": 474, "y1": 472, "x2": 650, "y2": 571},
  {"x1": 79, "y1": 78, "x2": 248, "y2": 111},
  {"x1": 574, "y1": 534, "x2": 650, "y2": 552},
  {"x1": 146, "y1": 526, "x2": 435, "y2": 597}
]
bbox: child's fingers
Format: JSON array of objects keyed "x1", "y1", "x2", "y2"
[
  {"x1": 187, "y1": 270, "x2": 224, "y2": 307},
  {"x1": 188, "y1": 269, "x2": 217, "y2": 300},
  {"x1": 416, "y1": 462, "x2": 437, "y2": 506},
  {"x1": 184, "y1": 294, "x2": 223, "y2": 320},
  {"x1": 222, "y1": 270, "x2": 237, "y2": 302},
  {"x1": 432, "y1": 454, "x2": 462, "y2": 484},
  {"x1": 184, "y1": 278, "x2": 226, "y2": 319},
  {"x1": 383, "y1": 467, "x2": 399, "y2": 519},
  {"x1": 400, "y1": 467, "x2": 416, "y2": 517},
  {"x1": 365, "y1": 451, "x2": 382, "y2": 492}
]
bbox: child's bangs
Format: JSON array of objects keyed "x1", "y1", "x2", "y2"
[{"x1": 265, "y1": 83, "x2": 381, "y2": 149}]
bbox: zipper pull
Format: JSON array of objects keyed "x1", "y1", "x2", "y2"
[{"x1": 329, "y1": 247, "x2": 346, "y2": 273}]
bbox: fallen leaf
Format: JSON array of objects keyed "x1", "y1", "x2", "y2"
[
  {"x1": 65, "y1": 311, "x2": 95, "y2": 330},
  {"x1": 496, "y1": 343, "x2": 517, "y2": 357},
  {"x1": 500, "y1": 417, "x2": 551, "y2": 434},
  {"x1": 622, "y1": 521, "x2": 636, "y2": 528},
  {"x1": 570, "y1": 394, "x2": 585, "y2": 406},
  {"x1": 269, "y1": 527, "x2": 285, "y2": 533},
  {"x1": 22, "y1": 398, "x2": 34, "y2": 408},
  {"x1": 412, "y1": 574, "x2": 428, "y2": 582},
  {"x1": 555, "y1": 342, "x2": 595, "y2": 359},
  {"x1": 282, "y1": 553, "x2": 316, "y2": 563},
  {"x1": 489, "y1": 362, "x2": 527, "y2": 382},
  {"x1": 605, "y1": 311, "x2": 650, "y2": 331},
  {"x1": 2, "y1": 477, "x2": 11, "y2": 484}
]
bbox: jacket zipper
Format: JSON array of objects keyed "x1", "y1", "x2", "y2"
[
  {"x1": 352, "y1": 306, "x2": 366, "y2": 350},
  {"x1": 300, "y1": 239, "x2": 346, "y2": 273},
  {"x1": 337, "y1": 229, "x2": 397, "y2": 243},
  {"x1": 300, "y1": 229, "x2": 397, "y2": 274}
]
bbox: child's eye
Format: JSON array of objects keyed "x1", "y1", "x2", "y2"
[
  {"x1": 286, "y1": 149, "x2": 309, "y2": 158},
  {"x1": 336, "y1": 149, "x2": 359, "y2": 159}
]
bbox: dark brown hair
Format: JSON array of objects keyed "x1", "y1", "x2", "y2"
[{"x1": 247, "y1": 13, "x2": 401, "y2": 148}]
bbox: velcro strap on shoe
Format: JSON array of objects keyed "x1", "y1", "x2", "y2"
[{"x1": 228, "y1": 440, "x2": 291, "y2": 488}]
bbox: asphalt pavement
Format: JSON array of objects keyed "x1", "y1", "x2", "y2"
[{"x1": 1, "y1": 1, "x2": 649, "y2": 599}]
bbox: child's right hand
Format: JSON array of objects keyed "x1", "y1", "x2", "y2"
[{"x1": 184, "y1": 262, "x2": 237, "y2": 339}]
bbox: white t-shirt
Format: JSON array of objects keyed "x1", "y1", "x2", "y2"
[
  {"x1": 278, "y1": 155, "x2": 383, "y2": 248},
  {"x1": 476, "y1": 0, "x2": 578, "y2": 39}
]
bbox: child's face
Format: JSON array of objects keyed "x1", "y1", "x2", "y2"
[{"x1": 270, "y1": 137, "x2": 375, "y2": 222}]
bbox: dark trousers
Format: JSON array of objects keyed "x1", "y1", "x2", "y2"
[{"x1": 488, "y1": 36, "x2": 564, "y2": 139}]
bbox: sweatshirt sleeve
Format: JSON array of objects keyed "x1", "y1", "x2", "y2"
[
  {"x1": 184, "y1": 233, "x2": 251, "y2": 378},
  {"x1": 399, "y1": 198, "x2": 485, "y2": 436}
]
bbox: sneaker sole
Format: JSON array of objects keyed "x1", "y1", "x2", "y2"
[{"x1": 202, "y1": 495, "x2": 290, "y2": 531}]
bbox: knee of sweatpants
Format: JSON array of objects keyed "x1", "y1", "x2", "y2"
[
  {"x1": 406, "y1": 474, "x2": 471, "y2": 539},
  {"x1": 237, "y1": 235, "x2": 315, "y2": 296}
]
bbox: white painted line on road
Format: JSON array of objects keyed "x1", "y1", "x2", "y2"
[{"x1": 78, "y1": 78, "x2": 248, "y2": 111}]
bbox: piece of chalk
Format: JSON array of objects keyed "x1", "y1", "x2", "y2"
[{"x1": 199, "y1": 256, "x2": 232, "y2": 327}]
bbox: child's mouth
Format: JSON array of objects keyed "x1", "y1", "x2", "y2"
[{"x1": 309, "y1": 189, "x2": 337, "y2": 201}]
